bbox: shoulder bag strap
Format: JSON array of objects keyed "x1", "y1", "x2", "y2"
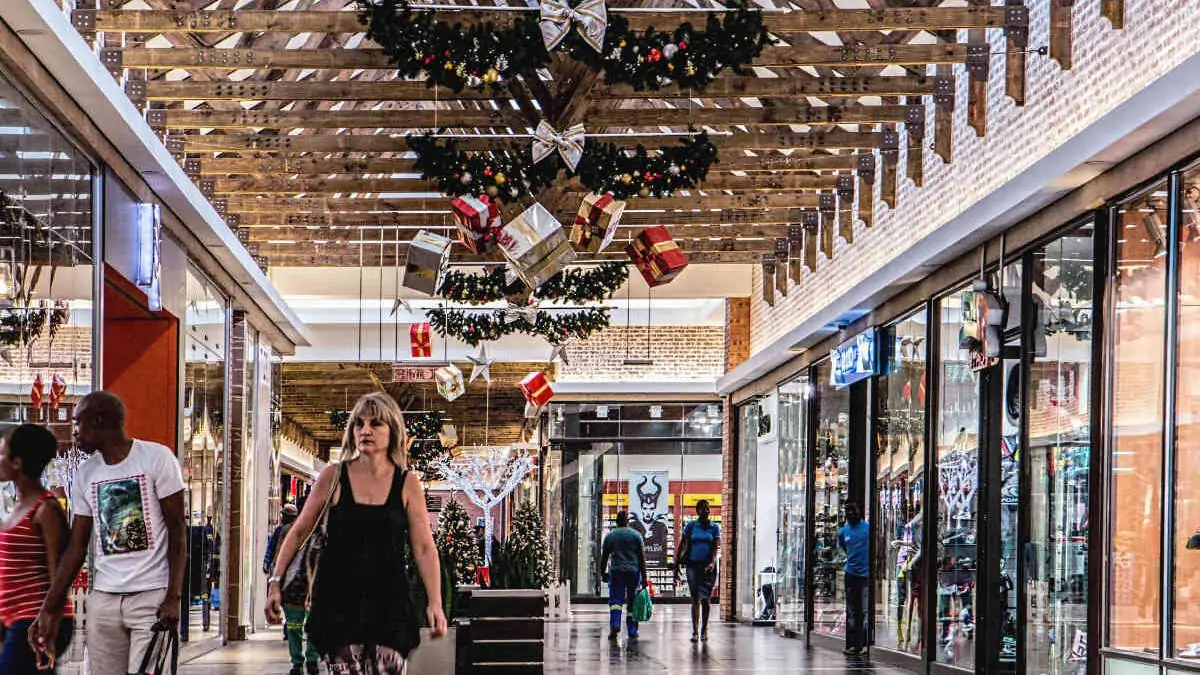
[{"x1": 294, "y1": 462, "x2": 344, "y2": 555}]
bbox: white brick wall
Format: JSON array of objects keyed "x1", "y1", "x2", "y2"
[
  {"x1": 750, "y1": 1, "x2": 1200, "y2": 354},
  {"x1": 556, "y1": 324, "x2": 725, "y2": 382}
]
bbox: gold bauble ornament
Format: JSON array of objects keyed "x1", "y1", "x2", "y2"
[
  {"x1": 621, "y1": 173, "x2": 633, "y2": 184},
  {"x1": 444, "y1": 61, "x2": 455, "y2": 70},
  {"x1": 494, "y1": 172, "x2": 507, "y2": 185},
  {"x1": 486, "y1": 185, "x2": 500, "y2": 197},
  {"x1": 483, "y1": 68, "x2": 500, "y2": 84},
  {"x1": 638, "y1": 187, "x2": 651, "y2": 198}
]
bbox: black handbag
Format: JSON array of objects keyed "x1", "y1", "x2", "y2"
[
  {"x1": 135, "y1": 626, "x2": 179, "y2": 675},
  {"x1": 282, "y1": 465, "x2": 342, "y2": 607}
]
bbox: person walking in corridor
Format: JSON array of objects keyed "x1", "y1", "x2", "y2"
[
  {"x1": 600, "y1": 510, "x2": 647, "y2": 642},
  {"x1": 0, "y1": 425, "x2": 75, "y2": 674},
  {"x1": 29, "y1": 392, "x2": 188, "y2": 675},
  {"x1": 265, "y1": 504, "x2": 319, "y2": 675},
  {"x1": 266, "y1": 393, "x2": 447, "y2": 675},
  {"x1": 838, "y1": 502, "x2": 870, "y2": 656},
  {"x1": 675, "y1": 499, "x2": 719, "y2": 642}
]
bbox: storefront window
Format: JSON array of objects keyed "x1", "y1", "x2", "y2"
[
  {"x1": 1175, "y1": 166, "x2": 1200, "y2": 656},
  {"x1": 813, "y1": 360, "x2": 850, "y2": 635},
  {"x1": 1108, "y1": 183, "x2": 1167, "y2": 652},
  {"x1": 182, "y1": 267, "x2": 226, "y2": 641},
  {"x1": 1027, "y1": 224, "x2": 1094, "y2": 672},
  {"x1": 549, "y1": 403, "x2": 723, "y2": 598},
  {"x1": 936, "y1": 286, "x2": 980, "y2": 668},
  {"x1": 776, "y1": 377, "x2": 809, "y2": 634},
  {"x1": 736, "y1": 403, "x2": 759, "y2": 619},
  {"x1": 874, "y1": 309, "x2": 927, "y2": 655}
]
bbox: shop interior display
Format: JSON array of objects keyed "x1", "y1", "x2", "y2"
[
  {"x1": 812, "y1": 363, "x2": 849, "y2": 635},
  {"x1": 774, "y1": 381, "x2": 808, "y2": 634}
]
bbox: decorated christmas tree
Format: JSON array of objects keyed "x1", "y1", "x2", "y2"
[
  {"x1": 436, "y1": 498, "x2": 480, "y2": 585},
  {"x1": 495, "y1": 502, "x2": 550, "y2": 590},
  {"x1": 405, "y1": 412, "x2": 451, "y2": 479}
]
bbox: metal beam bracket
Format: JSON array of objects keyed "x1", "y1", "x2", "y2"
[
  {"x1": 1005, "y1": 3, "x2": 1030, "y2": 47},
  {"x1": 212, "y1": 198, "x2": 228, "y2": 216},
  {"x1": 967, "y1": 43, "x2": 990, "y2": 80},
  {"x1": 880, "y1": 129, "x2": 900, "y2": 154},
  {"x1": 819, "y1": 192, "x2": 836, "y2": 215},
  {"x1": 773, "y1": 237, "x2": 789, "y2": 261},
  {"x1": 933, "y1": 76, "x2": 955, "y2": 110},
  {"x1": 164, "y1": 135, "x2": 185, "y2": 154},
  {"x1": 906, "y1": 105, "x2": 926, "y2": 140},
  {"x1": 226, "y1": 213, "x2": 242, "y2": 229},
  {"x1": 802, "y1": 211, "x2": 819, "y2": 231},
  {"x1": 71, "y1": 9, "x2": 96, "y2": 32},
  {"x1": 787, "y1": 224, "x2": 803, "y2": 252},
  {"x1": 183, "y1": 157, "x2": 202, "y2": 176},
  {"x1": 237, "y1": 228, "x2": 251, "y2": 243},
  {"x1": 124, "y1": 80, "x2": 147, "y2": 104},
  {"x1": 199, "y1": 180, "x2": 215, "y2": 197},
  {"x1": 146, "y1": 109, "x2": 167, "y2": 129},
  {"x1": 857, "y1": 154, "x2": 876, "y2": 185},
  {"x1": 837, "y1": 175, "x2": 855, "y2": 202},
  {"x1": 99, "y1": 48, "x2": 123, "y2": 80}
]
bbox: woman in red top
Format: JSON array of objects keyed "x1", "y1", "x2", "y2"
[{"x1": 0, "y1": 424, "x2": 74, "y2": 674}]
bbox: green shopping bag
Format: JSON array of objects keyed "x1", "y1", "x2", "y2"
[{"x1": 632, "y1": 587, "x2": 653, "y2": 623}]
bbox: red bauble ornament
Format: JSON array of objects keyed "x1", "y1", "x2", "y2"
[{"x1": 679, "y1": 41, "x2": 688, "y2": 50}]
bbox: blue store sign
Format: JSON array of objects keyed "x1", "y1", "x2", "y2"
[{"x1": 831, "y1": 331, "x2": 876, "y2": 389}]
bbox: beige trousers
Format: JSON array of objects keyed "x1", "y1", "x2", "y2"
[{"x1": 86, "y1": 588, "x2": 167, "y2": 675}]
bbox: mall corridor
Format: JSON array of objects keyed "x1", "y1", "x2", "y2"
[{"x1": 177, "y1": 607, "x2": 904, "y2": 675}]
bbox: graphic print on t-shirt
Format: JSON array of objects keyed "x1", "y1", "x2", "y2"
[{"x1": 95, "y1": 476, "x2": 152, "y2": 555}]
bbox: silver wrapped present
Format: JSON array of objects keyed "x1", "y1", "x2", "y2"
[{"x1": 401, "y1": 230, "x2": 452, "y2": 295}]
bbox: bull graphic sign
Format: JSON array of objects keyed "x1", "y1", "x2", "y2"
[{"x1": 628, "y1": 470, "x2": 670, "y2": 566}]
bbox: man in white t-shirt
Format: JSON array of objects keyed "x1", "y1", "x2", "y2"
[{"x1": 29, "y1": 391, "x2": 187, "y2": 675}]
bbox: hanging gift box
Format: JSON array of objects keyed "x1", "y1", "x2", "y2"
[
  {"x1": 410, "y1": 322, "x2": 432, "y2": 358},
  {"x1": 402, "y1": 230, "x2": 452, "y2": 295},
  {"x1": 452, "y1": 195, "x2": 501, "y2": 254},
  {"x1": 498, "y1": 203, "x2": 576, "y2": 290},
  {"x1": 30, "y1": 374, "x2": 44, "y2": 409},
  {"x1": 435, "y1": 364, "x2": 466, "y2": 402},
  {"x1": 49, "y1": 374, "x2": 67, "y2": 410},
  {"x1": 519, "y1": 371, "x2": 554, "y2": 407},
  {"x1": 627, "y1": 226, "x2": 689, "y2": 287},
  {"x1": 570, "y1": 193, "x2": 626, "y2": 253}
]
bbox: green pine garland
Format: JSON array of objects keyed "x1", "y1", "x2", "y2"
[
  {"x1": 410, "y1": 132, "x2": 717, "y2": 201},
  {"x1": 439, "y1": 262, "x2": 628, "y2": 305},
  {"x1": 427, "y1": 306, "x2": 610, "y2": 347},
  {"x1": 404, "y1": 411, "x2": 444, "y2": 440},
  {"x1": 356, "y1": 0, "x2": 766, "y2": 93}
]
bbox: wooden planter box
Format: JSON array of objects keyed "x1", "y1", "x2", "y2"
[{"x1": 463, "y1": 589, "x2": 545, "y2": 674}]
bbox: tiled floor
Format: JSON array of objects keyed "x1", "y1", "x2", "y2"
[{"x1": 174, "y1": 606, "x2": 907, "y2": 674}]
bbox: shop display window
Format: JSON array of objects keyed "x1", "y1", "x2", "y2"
[
  {"x1": 873, "y1": 310, "x2": 927, "y2": 656},
  {"x1": 182, "y1": 267, "x2": 227, "y2": 641},
  {"x1": 1026, "y1": 224, "x2": 1094, "y2": 673},
  {"x1": 776, "y1": 377, "x2": 809, "y2": 634},
  {"x1": 736, "y1": 403, "x2": 759, "y2": 619},
  {"x1": 813, "y1": 360, "x2": 850, "y2": 635},
  {"x1": 1107, "y1": 182, "x2": 1167, "y2": 653},
  {"x1": 548, "y1": 403, "x2": 722, "y2": 598},
  {"x1": 1175, "y1": 165, "x2": 1200, "y2": 657},
  {"x1": 998, "y1": 260, "x2": 1022, "y2": 669},
  {"x1": 935, "y1": 287, "x2": 980, "y2": 668}
]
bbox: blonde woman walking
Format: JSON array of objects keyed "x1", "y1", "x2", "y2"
[{"x1": 266, "y1": 392, "x2": 447, "y2": 674}]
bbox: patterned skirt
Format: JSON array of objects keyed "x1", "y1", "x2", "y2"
[{"x1": 325, "y1": 644, "x2": 407, "y2": 675}]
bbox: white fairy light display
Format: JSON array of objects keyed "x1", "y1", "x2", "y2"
[{"x1": 434, "y1": 444, "x2": 536, "y2": 564}]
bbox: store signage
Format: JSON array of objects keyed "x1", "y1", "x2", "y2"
[
  {"x1": 135, "y1": 203, "x2": 162, "y2": 311},
  {"x1": 391, "y1": 362, "x2": 448, "y2": 382},
  {"x1": 960, "y1": 290, "x2": 1005, "y2": 371},
  {"x1": 831, "y1": 331, "x2": 876, "y2": 389},
  {"x1": 628, "y1": 469, "x2": 671, "y2": 574}
]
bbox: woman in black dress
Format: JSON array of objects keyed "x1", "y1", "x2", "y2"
[{"x1": 266, "y1": 393, "x2": 447, "y2": 674}]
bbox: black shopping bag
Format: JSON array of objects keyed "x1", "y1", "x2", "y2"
[{"x1": 135, "y1": 626, "x2": 179, "y2": 675}]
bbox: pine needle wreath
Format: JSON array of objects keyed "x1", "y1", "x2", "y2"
[
  {"x1": 427, "y1": 306, "x2": 610, "y2": 347},
  {"x1": 439, "y1": 262, "x2": 628, "y2": 305},
  {"x1": 355, "y1": 0, "x2": 767, "y2": 93},
  {"x1": 409, "y1": 132, "x2": 717, "y2": 201}
]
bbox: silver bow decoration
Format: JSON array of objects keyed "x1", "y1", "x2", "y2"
[
  {"x1": 540, "y1": 0, "x2": 608, "y2": 54},
  {"x1": 503, "y1": 301, "x2": 540, "y2": 326},
  {"x1": 532, "y1": 121, "x2": 586, "y2": 172}
]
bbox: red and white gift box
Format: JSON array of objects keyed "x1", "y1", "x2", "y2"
[
  {"x1": 626, "y1": 226, "x2": 689, "y2": 287},
  {"x1": 410, "y1": 322, "x2": 432, "y2": 358},
  {"x1": 451, "y1": 195, "x2": 501, "y2": 254},
  {"x1": 570, "y1": 193, "x2": 626, "y2": 253},
  {"x1": 519, "y1": 371, "x2": 554, "y2": 407}
]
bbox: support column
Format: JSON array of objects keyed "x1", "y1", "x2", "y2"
[
  {"x1": 725, "y1": 298, "x2": 751, "y2": 373},
  {"x1": 224, "y1": 310, "x2": 250, "y2": 641},
  {"x1": 720, "y1": 397, "x2": 736, "y2": 622}
]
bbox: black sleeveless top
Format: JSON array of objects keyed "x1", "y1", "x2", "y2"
[{"x1": 307, "y1": 463, "x2": 420, "y2": 657}]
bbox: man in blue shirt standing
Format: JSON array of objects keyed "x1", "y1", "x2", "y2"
[
  {"x1": 600, "y1": 511, "x2": 647, "y2": 642},
  {"x1": 838, "y1": 501, "x2": 870, "y2": 656}
]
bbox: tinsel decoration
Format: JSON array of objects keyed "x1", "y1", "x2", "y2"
[
  {"x1": 356, "y1": 0, "x2": 766, "y2": 93},
  {"x1": 409, "y1": 132, "x2": 718, "y2": 201},
  {"x1": 438, "y1": 262, "x2": 628, "y2": 305},
  {"x1": 427, "y1": 306, "x2": 611, "y2": 347}
]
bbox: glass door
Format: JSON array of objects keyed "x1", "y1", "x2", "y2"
[
  {"x1": 813, "y1": 360, "x2": 851, "y2": 635},
  {"x1": 776, "y1": 378, "x2": 810, "y2": 634}
]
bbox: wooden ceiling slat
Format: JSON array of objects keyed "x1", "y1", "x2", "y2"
[
  {"x1": 85, "y1": 7, "x2": 1007, "y2": 34},
  {"x1": 262, "y1": 249, "x2": 764, "y2": 266},
  {"x1": 237, "y1": 209, "x2": 817, "y2": 227},
  {"x1": 222, "y1": 192, "x2": 819, "y2": 212},
  {"x1": 144, "y1": 75, "x2": 936, "y2": 101},
  {"x1": 246, "y1": 223, "x2": 793, "y2": 241},
  {"x1": 160, "y1": 103, "x2": 919, "y2": 130}
]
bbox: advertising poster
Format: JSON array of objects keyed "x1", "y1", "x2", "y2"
[{"x1": 628, "y1": 471, "x2": 671, "y2": 567}]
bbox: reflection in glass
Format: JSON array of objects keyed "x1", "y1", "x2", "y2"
[
  {"x1": 936, "y1": 287, "x2": 979, "y2": 668},
  {"x1": 813, "y1": 360, "x2": 850, "y2": 635},
  {"x1": 1108, "y1": 184, "x2": 1166, "y2": 652},
  {"x1": 182, "y1": 268, "x2": 226, "y2": 640},
  {"x1": 776, "y1": 377, "x2": 809, "y2": 634},
  {"x1": 1176, "y1": 167, "x2": 1200, "y2": 656},
  {"x1": 736, "y1": 404, "x2": 759, "y2": 618},
  {"x1": 1026, "y1": 225, "x2": 1093, "y2": 673},
  {"x1": 998, "y1": 261, "x2": 1022, "y2": 669},
  {"x1": 874, "y1": 310, "x2": 927, "y2": 656}
]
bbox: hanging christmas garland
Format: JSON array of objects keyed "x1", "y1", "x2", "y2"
[
  {"x1": 0, "y1": 302, "x2": 69, "y2": 349},
  {"x1": 439, "y1": 262, "x2": 628, "y2": 305},
  {"x1": 355, "y1": 0, "x2": 767, "y2": 93},
  {"x1": 409, "y1": 131, "x2": 717, "y2": 201},
  {"x1": 427, "y1": 306, "x2": 610, "y2": 347},
  {"x1": 404, "y1": 411, "x2": 445, "y2": 440}
]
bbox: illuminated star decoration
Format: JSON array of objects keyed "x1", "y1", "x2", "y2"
[
  {"x1": 389, "y1": 297, "x2": 413, "y2": 317},
  {"x1": 467, "y1": 343, "x2": 496, "y2": 384},
  {"x1": 548, "y1": 337, "x2": 576, "y2": 366}
]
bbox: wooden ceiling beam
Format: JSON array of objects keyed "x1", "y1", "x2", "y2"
[
  {"x1": 142, "y1": 75, "x2": 936, "y2": 101},
  {"x1": 260, "y1": 249, "x2": 764, "y2": 266},
  {"x1": 222, "y1": 192, "x2": 819, "y2": 212},
  {"x1": 244, "y1": 223, "x2": 793, "y2": 241},
  {"x1": 114, "y1": 42, "x2": 967, "y2": 70},
  {"x1": 159, "y1": 103, "x2": 919, "y2": 130},
  {"x1": 80, "y1": 7, "x2": 1008, "y2": 34},
  {"x1": 237, "y1": 209, "x2": 814, "y2": 227}
]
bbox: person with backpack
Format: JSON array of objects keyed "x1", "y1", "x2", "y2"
[{"x1": 674, "y1": 499, "x2": 720, "y2": 642}]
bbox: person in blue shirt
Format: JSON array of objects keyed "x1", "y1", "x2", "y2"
[
  {"x1": 674, "y1": 500, "x2": 720, "y2": 642},
  {"x1": 837, "y1": 502, "x2": 870, "y2": 656},
  {"x1": 600, "y1": 511, "x2": 647, "y2": 642}
]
